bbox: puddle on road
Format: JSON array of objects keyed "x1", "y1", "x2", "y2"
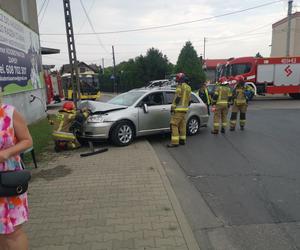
[{"x1": 31, "y1": 165, "x2": 72, "y2": 181}]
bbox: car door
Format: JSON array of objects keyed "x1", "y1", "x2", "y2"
[
  {"x1": 162, "y1": 91, "x2": 176, "y2": 129},
  {"x1": 138, "y1": 92, "x2": 168, "y2": 134}
]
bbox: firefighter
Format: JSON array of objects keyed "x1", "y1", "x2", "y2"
[
  {"x1": 211, "y1": 80, "x2": 232, "y2": 134},
  {"x1": 168, "y1": 73, "x2": 192, "y2": 147},
  {"x1": 230, "y1": 75, "x2": 248, "y2": 131},
  {"x1": 52, "y1": 101, "x2": 81, "y2": 151},
  {"x1": 198, "y1": 83, "x2": 211, "y2": 115}
]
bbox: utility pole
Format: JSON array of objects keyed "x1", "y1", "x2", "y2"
[
  {"x1": 286, "y1": 0, "x2": 293, "y2": 56},
  {"x1": 63, "y1": 0, "x2": 81, "y2": 106},
  {"x1": 112, "y1": 46, "x2": 117, "y2": 93},
  {"x1": 102, "y1": 58, "x2": 105, "y2": 74},
  {"x1": 203, "y1": 37, "x2": 206, "y2": 60}
]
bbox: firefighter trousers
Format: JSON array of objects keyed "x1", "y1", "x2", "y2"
[
  {"x1": 213, "y1": 104, "x2": 229, "y2": 132},
  {"x1": 170, "y1": 111, "x2": 187, "y2": 145},
  {"x1": 52, "y1": 131, "x2": 81, "y2": 150},
  {"x1": 230, "y1": 104, "x2": 247, "y2": 128}
]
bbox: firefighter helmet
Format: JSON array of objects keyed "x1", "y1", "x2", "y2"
[
  {"x1": 63, "y1": 101, "x2": 75, "y2": 111},
  {"x1": 175, "y1": 73, "x2": 186, "y2": 83}
]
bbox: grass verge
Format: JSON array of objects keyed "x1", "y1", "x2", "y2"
[{"x1": 24, "y1": 118, "x2": 53, "y2": 165}]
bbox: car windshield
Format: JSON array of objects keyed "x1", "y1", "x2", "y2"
[{"x1": 108, "y1": 91, "x2": 145, "y2": 106}]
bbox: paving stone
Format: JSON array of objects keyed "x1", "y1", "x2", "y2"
[{"x1": 25, "y1": 141, "x2": 191, "y2": 249}]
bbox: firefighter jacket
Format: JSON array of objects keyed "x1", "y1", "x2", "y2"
[
  {"x1": 232, "y1": 86, "x2": 248, "y2": 105},
  {"x1": 171, "y1": 82, "x2": 192, "y2": 113},
  {"x1": 211, "y1": 85, "x2": 232, "y2": 106},
  {"x1": 52, "y1": 110, "x2": 77, "y2": 140},
  {"x1": 198, "y1": 87, "x2": 211, "y2": 105}
]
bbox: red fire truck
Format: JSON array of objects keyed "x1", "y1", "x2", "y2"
[{"x1": 217, "y1": 56, "x2": 300, "y2": 99}]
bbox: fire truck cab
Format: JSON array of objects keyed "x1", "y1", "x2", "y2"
[{"x1": 217, "y1": 56, "x2": 300, "y2": 99}]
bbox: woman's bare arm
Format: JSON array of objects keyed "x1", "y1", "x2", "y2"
[{"x1": 0, "y1": 110, "x2": 33, "y2": 163}]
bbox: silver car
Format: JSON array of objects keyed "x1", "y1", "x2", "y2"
[{"x1": 78, "y1": 88, "x2": 209, "y2": 146}]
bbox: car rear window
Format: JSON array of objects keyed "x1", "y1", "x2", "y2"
[{"x1": 190, "y1": 93, "x2": 200, "y2": 103}]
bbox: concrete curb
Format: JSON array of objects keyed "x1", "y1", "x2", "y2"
[{"x1": 146, "y1": 140, "x2": 201, "y2": 250}]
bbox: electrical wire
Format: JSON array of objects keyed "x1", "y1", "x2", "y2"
[
  {"x1": 39, "y1": 0, "x2": 50, "y2": 25},
  {"x1": 41, "y1": 0, "x2": 284, "y2": 36},
  {"x1": 38, "y1": 0, "x2": 47, "y2": 16},
  {"x1": 79, "y1": 0, "x2": 109, "y2": 53},
  {"x1": 78, "y1": 0, "x2": 96, "y2": 32}
]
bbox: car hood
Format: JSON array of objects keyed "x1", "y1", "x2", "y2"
[{"x1": 78, "y1": 100, "x2": 127, "y2": 114}]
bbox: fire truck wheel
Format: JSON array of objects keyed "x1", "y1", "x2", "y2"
[{"x1": 289, "y1": 93, "x2": 300, "y2": 99}]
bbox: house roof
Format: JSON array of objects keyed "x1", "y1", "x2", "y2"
[
  {"x1": 203, "y1": 59, "x2": 228, "y2": 69},
  {"x1": 272, "y1": 12, "x2": 300, "y2": 28}
]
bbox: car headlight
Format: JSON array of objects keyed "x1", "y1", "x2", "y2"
[{"x1": 87, "y1": 115, "x2": 106, "y2": 123}]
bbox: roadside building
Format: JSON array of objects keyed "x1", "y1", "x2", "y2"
[
  {"x1": 271, "y1": 12, "x2": 300, "y2": 57},
  {"x1": 0, "y1": 0, "x2": 45, "y2": 123},
  {"x1": 203, "y1": 59, "x2": 228, "y2": 83}
]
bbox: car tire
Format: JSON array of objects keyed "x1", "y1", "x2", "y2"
[
  {"x1": 111, "y1": 121, "x2": 134, "y2": 146},
  {"x1": 187, "y1": 116, "x2": 200, "y2": 136}
]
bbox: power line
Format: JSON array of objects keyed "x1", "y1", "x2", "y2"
[
  {"x1": 38, "y1": 0, "x2": 47, "y2": 16},
  {"x1": 78, "y1": 0, "x2": 95, "y2": 32},
  {"x1": 79, "y1": 0, "x2": 109, "y2": 53},
  {"x1": 39, "y1": 0, "x2": 50, "y2": 25},
  {"x1": 41, "y1": 0, "x2": 283, "y2": 36}
]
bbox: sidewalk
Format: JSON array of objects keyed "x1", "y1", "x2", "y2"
[{"x1": 25, "y1": 140, "x2": 200, "y2": 250}]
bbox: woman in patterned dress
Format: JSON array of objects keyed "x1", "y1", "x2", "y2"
[{"x1": 0, "y1": 101, "x2": 33, "y2": 250}]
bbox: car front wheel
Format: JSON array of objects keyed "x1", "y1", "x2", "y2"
[
  {"x1": 187, "y1": 116, "x2": 200, "y2": 136},
  {"x1": 111, "y1": 121, "x2": 134, "y2": 146}
]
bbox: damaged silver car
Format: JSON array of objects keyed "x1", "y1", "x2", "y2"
[{"x1": 78, "y1": 88, "x2": 209, "y2": 146}]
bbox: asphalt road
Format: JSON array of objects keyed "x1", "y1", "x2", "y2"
[{"x1": 150, "y1": 97, "x2": 300, "y2": 250}]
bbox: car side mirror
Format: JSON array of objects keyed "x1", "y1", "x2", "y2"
[{"x1": 143, "y1": 103, "x2": 149, "y2": 113}]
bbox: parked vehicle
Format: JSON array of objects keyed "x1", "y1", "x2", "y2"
[
  {"x1": 78, "y1": 88, "x2": 209, "y2": 146},
  {"x1": 217, "y1": 56, "x2": 300, "y2": 99}
]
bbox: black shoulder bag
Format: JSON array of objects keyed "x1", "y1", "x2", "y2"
[{"x1": 0, "y1": 170, "x2": 31, "y2": 197}]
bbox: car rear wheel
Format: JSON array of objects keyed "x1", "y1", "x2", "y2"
[
  {"x1": 111, "y1": 121, "x2": 134, "y2": 146},
  {"x1": 187, "y1": 116, "x2": 200, "y2": 136}
]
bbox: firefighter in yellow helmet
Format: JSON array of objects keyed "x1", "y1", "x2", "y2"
[
  {"x1": 211, "y1": 79, "x2": 232, "y2": 134},
  {"x1": 52, "y1": 101, "x2": 81, "y2": 151},
  {"x1": 168, "y1": 73, "x2": 192, "y2": 147},
  {"x1": 230, "y1": 75, "x2": 248, "y2": 131}
]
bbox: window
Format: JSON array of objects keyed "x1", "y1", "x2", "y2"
[
  {"x1": 231, "y1": 63, "x2": 252, "y2": 76},
  {"x1": 80, "y1": 67, "x2": 86, "y2": 73},
  {"x1": 190, "y1": 93, "x2": 200, "y2": 103},
  {"x1": 165, "y1": 92, "x2": 175, "y2": 104},
  {"x1": 142, "y1": 92, "x2": 164, "y2": 106},
  {"x1": 108, "y1": 91, "x2": 145, "y2": 106}
]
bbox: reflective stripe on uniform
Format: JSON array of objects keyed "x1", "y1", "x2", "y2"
[
  {"x1": 171, "y1": 136, "x2": 179, "y2": 144},
  {"x1": 217, "y1": 101, "x2": 228, "y2": 104},
  {"x1": 222, "y1": 122, "x2": 227, "y2": 127},
  {"x1": 52, "y1": 132, "x2": 76, "y2": 140},
  {"x1": 179, "y1": 136, "x2": 186, "y2": 140},
  {"x1": 175, "y1": 108, "x2": 188, "y2": 112}
]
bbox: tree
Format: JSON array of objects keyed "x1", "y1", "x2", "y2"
[
  {"x1": 255, "y1": 52, "x2": 263, "y2": 58},
  {"x1": 175, "y1": 41, "x2": 206, "y2": 90}
]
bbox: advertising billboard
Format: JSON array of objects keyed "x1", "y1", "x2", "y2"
[{"x1": 0, "y1": 8, "x2": 43, "y2": 95}]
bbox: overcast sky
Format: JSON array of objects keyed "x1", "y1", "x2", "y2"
[{"x1": 38, "y1": 0, "x2": 299, "y2": 69}]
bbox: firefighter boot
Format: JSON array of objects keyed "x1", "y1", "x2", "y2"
[
  {"x1": 240, "y1": 126, "x2": 244, "y2": 131},
  {"x1": 179, "y1": 140, "x2": 186, "y2": 145},
  {"x1": 211, "y1": 130, "x2": 219, "y2": 134},
  {"x1": 230, "y1": 127, "x2": 235, "y2": 131},
  {"x1": 221, "y1": 127, "x2": 225, "y2": 134},
  {"x1": 167, "y1": 143, "x2": 179, "y2": 148}
]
